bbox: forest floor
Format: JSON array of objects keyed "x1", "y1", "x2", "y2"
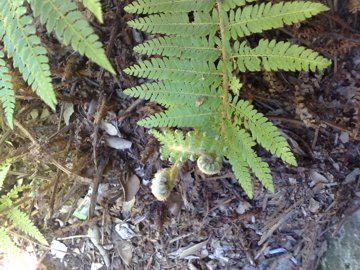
[{"x1": 1, "y1": 1, "x2": 360, "y2": 270}]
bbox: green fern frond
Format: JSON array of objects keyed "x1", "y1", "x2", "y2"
[
  {"x1": 125, "y1": 0, "x2": 214, "y2": 14},
  {"x1": 228, "y1": 2, "x2": 329, "y2": 39},
  {"x1": 124, "y1": 81, "x2": 219, "y2": 107},
  {"x1": 0, "y1": 227, "x2": 20, "y2": 254},
  {"x1": 128, "y1": 12, "x2": 217, "y2": 36},
  {"x1": 124, "y1": 0, "x2": 330, "y2": 198},
  {"x1": 233, "y1": 39, "x2": 331, "y2": 72},
  {"x1": 0, "y1": 0, "x2": 115, "y2": 123},
  {"x1": 78, "y1": 0, "x2": 103, "y2": 23},
  {"x1": 0, "y1": 52, "x2": 15, "y2": 129},
  {"x1": 0, "y1": 0, "x2": 56, "y2": 109},
  {"x1": 28, "y1": 0, "x2": 114, "y2": 74},
  {"x1": 6, "y1": 207, "x2": 48, "y2": 244},
  {"x1": 134, "y1": 37, "x2": 220, "y2": 61},
  {"x1": 233, "y1": 99, "x2": 297, "y2": 165}
]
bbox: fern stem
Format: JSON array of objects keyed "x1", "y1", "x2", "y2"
[{"x1": 216, "y1": 0, "x2": 230, "y2": 124}]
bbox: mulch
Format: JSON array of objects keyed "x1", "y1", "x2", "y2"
[{"x1": 1, "y1": 1, "x2": 360, "y2": 269}]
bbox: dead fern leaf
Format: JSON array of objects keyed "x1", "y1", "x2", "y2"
[{"x1": 348, "y1": 0, "x2": 360, "y2": 13}]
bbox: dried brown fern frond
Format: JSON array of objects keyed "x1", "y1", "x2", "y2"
[
  {"x1": 348, "y1": 0, "x2": 360, "y2": 13},
  {"x1": 315, "y1": 40, "x2": 359, "y2": 58}
]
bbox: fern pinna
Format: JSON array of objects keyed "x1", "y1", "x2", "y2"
[
  {"x1": 124, "y1": 0, "x2": 331, "y2": 199},
  {"x1": 0, "y1": 0, "x2": 114, "y2": 128}
]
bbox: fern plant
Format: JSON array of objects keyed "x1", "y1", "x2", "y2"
[
  {"x1": 0, "y1": 0, "x2": 114, "y2": 129},
  {"x1": 124, "y1": 0, "x2": 331, "y2": 199},
  {"x1": 0, "y1": 160, "x2": 47, "y2": 254}
]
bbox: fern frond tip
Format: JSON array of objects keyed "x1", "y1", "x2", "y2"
[
  {"x1": 79, "y1": 0, "x2": 104, "y2": 23},
  {"x1": 6, "y1": 208, "x2": 48, "y2": 245}
]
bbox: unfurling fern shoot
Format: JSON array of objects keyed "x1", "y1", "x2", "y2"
[
  {"x1": 124, "y1": 0, "x2": 331, "y2": 199},
  {"x1": 151, "y1": 165, "x2": 179, "y2": 201}
]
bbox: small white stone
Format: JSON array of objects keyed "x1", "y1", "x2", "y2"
[
  {"x1": 50, "y1": 240, "x2": 68, "y2": 261},
  {"x1": 289, "y1": 177, "x2": 297, "y2": 185},
  {"x1": 339, "y1": 132, "x2": 349, "y2": 144}
]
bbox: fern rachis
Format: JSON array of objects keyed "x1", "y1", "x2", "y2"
[{"x1": 124, "y1": 0, "x2": 331, "y2": 199}]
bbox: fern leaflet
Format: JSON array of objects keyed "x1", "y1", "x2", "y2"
[
  {"x1": 125, "y1": 58, "x2": 222, "y2": 85},
  {"x1": 139, "y1": 106, "x2": 219, "y2": 128},
  {"x1": 125, "y1": 0, "x2": 214, "y2": 14},
  {"x1": 134, "y1": 36, "x2": 220, "y2": 61},
  {"x1": 222, "y1": 0, "x2": 256, "y2": 11},
  {"x1": 124, "y1": 82, "x2": 219, "y2": 107},
  {"x1": 233, "y1": 39, "x2": 331, "y2": 72},
  {"x1": 228, "y1": 2, "x2": 329, "y2": 39},
  {"x1": 232, "y1": 99, "x2": 297, "y2": 165},
  {"x1": 127, "y1": 12, "x2": 218, "y2": 36}
]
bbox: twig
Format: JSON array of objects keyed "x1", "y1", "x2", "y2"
[
  {"x1": 267, "y1": 115, "x2": 354, "y2": 135},
  {"x1": 52, "y1": 216, "x2": 103, "y2": 236},
  {"x1": 322, "y1": 12, "x2": 357, "y2": 33},
  {"x1": 7, "y1": 171, "x2": 51, "y2": 181},
  {"x1": 235, "y1": 224, "x2": 256, "y2": 266},
  {"x1": 258, "y1": 198, "x2": 304, "y2": 245},
  {"x1": 204, "y1": 172, "x2": 233, "y2": 181},
  {"x1": 88, "y1": 224, "x2": 110, "y2": 267},
  {"x1": 88, "y1": 156, "x2": 108, "y2": 219},
  {"x1": 0, "y1": 129, "x2": 12, "y2": 148},
  {"x1": 118, "y1": 99, "x2": 144, "y2": 123},
  {"x1": 56, "y1": 235, "x2": 89, "y2": 240}
]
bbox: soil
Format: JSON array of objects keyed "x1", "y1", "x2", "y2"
[{"x1": 1, "y1": 1, "x2": 360, "y2": 270}]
